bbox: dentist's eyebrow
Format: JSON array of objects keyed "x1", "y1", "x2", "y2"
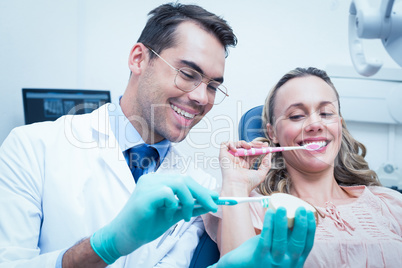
[{"x1": 181, "y1": 60, "x2": 224, "y2": 83}]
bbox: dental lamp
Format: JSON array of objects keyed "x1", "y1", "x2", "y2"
[{"x1": 349, "y1": 0, "x2": 402, "y2": 76}]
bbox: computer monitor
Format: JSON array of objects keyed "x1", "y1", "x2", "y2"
[{"x1": 22, "y1": 88, "x2": 111, "y2": 124}]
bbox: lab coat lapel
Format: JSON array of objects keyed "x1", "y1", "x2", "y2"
[{"x1": 90, "y1": 104, "x2": 134, "y2": 193}]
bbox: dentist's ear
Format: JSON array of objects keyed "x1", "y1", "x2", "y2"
[
  {"x1": 267, "y1": 123, "x2": 278, "y2": 144},
  {"x1": 128, "y1": 43, "x2": 148, "y2": 75}
]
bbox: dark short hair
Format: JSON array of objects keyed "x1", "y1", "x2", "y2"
[{"x1": 137, "y1": 2, "x2": 237, "y2": 58}]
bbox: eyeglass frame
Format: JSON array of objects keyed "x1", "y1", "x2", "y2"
[{"x1": 143, "y1": 44, "x2": 229, "y2": 105}]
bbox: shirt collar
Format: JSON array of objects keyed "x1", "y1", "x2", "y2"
[{"x1": 108, "y1": 98, "x2": 170, "y2": 160}]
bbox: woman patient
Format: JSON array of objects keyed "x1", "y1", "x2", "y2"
[{"x1": 212, "y1": 67, "x2": 402, "y2": 267}]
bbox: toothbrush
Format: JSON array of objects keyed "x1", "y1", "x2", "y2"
[
  {"x1": 206, "y1": 194, "x2": 317, "y2": 228},
  {"x1": 186, "y1": 194, "x2": 317, "y2": 228},
  {"x1": 229, "y1": 143, "x2": 324, "y2": 157},
  {"x1": 214, "y1": 196, "x2": 270, "y2": 207},
  {"x1": 190, "y1": 196, "x2": 271, "y2": 209}
]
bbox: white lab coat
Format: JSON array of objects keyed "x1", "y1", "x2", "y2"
[{"x1": 0, "y1": 104, "x2": 217, "y2": 267}]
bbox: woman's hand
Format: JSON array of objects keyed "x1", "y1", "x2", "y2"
[
  {"x1": 218, "y1": 141, "x2": 273, "y2": 256},
  {"x1": 219, "y1": 141, "x2": 272, "y2": 196}
]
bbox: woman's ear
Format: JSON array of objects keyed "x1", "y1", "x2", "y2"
[
  {"x1": 267, "y1": 123, "x2": 278, "y2": 144},
  {"x1": 128, "y1": 43, "x2": 148, "y2": 75}
]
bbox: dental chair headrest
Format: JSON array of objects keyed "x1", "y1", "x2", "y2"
[{"x1": 238, "y1": 105, "x2": 265, "y2": 142}]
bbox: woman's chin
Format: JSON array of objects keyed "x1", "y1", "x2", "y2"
[{"x1": 305, "y1": 158, "x2": 335, "y2": 171}]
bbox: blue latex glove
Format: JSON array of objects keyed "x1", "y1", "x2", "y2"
[
  {"x1": 211, "y1": 207, "x2": 316, "y2": 268},
  {"x1": 90, "y1": 173, "x2": 219, "y2": 264}
]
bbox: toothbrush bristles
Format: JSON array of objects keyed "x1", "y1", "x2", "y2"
[
  {"x1": 261, "y1": 198, "x2": 270, "y2": 208},
  {"x1": 304, "y1": 142, "x2": 325, "y2": 151}
]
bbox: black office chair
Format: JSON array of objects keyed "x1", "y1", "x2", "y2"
[
  {"x1": 189, "y1": 105, "x2": 265, "y2": 268},
  {"x1": 238, "y1": 105, "x2": 265, "y2": 142}
]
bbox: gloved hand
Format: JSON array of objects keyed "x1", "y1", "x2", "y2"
[
  {"x1": 90, "y1": 173, "x2": 219, "y2": 264},
  {"x1": 210, "y1": 207, "x2": 316, "y2": 268}
]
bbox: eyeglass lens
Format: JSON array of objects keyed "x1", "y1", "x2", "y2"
[{"x1": 175, "y1": 67, "x2": 227, "y2": 105}]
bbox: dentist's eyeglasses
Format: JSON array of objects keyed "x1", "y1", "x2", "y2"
[{"x1": 144, "y1": 45, "x2": 228, "y2": 105}]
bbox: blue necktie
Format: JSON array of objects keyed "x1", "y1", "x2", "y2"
[{"x1": 127, "y1": 144, "x2": 160, "y2": 182}]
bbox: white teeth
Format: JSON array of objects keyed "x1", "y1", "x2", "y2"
[
  {"x1": 170, "y1": 104, "x2": 195, "y2": 119},
  {"x1": 302, "y1": 141, "x2": 327, "y2": 147}
]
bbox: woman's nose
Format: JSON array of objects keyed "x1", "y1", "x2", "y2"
[{"x1": 304, "y1": 113, "x2": 324, "y2": 132}]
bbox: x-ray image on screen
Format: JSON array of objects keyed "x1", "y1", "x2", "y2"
[{"x1": 22, "y1": 88, "x2": 111, "y2": 124}]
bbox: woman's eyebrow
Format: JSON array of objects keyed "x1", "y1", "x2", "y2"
[
  {"x1": 318, "y1": 101, "x2": 339, "y2": 111},
  {"x1": 285, "y1": 103, "x2": 305, "y2": 112},
  {"x1": 284, "y1": 101, "x2": 337, "y2": 113},
  {"x1": 319, "y1": 101, "x2": 337, "y2": 107},
  {"x1": 180, "y1": 60, "x2": 224, "y2": 83}
]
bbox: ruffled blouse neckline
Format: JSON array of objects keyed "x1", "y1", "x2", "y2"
[
  {"x1": 317, "y1": 201, "x2": 356, "y2": 234},
  {"x1": 314, "y1": 185, "x2": 366, "y2": 234}
]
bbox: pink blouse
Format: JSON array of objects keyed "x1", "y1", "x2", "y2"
[{"x1": 203, "y1": 186, "x2": 402, "y2": 267}]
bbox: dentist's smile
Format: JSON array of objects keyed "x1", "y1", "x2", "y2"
[{"x1": 170, "y1": 103, "x2": 196, "y2": 119}]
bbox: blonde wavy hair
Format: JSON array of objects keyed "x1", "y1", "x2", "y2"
[{"x1": 255, "y1": 67, "x2": 380, "y2": 195}]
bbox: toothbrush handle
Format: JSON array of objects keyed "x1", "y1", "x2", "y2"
[
  {"x1": 190, "y1": 198, "x2": 240, "y2": 208},
  {"x1": 188, "y1": 197, "x2": 269, "y2": 209},
  {"x1": 217, "y1": 197, "x2": 269, "y2": 205}
]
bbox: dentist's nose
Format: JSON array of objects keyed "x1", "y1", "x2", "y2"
[{"x1": 187, "y1": 82, "x2": 209, "y2": 105}]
